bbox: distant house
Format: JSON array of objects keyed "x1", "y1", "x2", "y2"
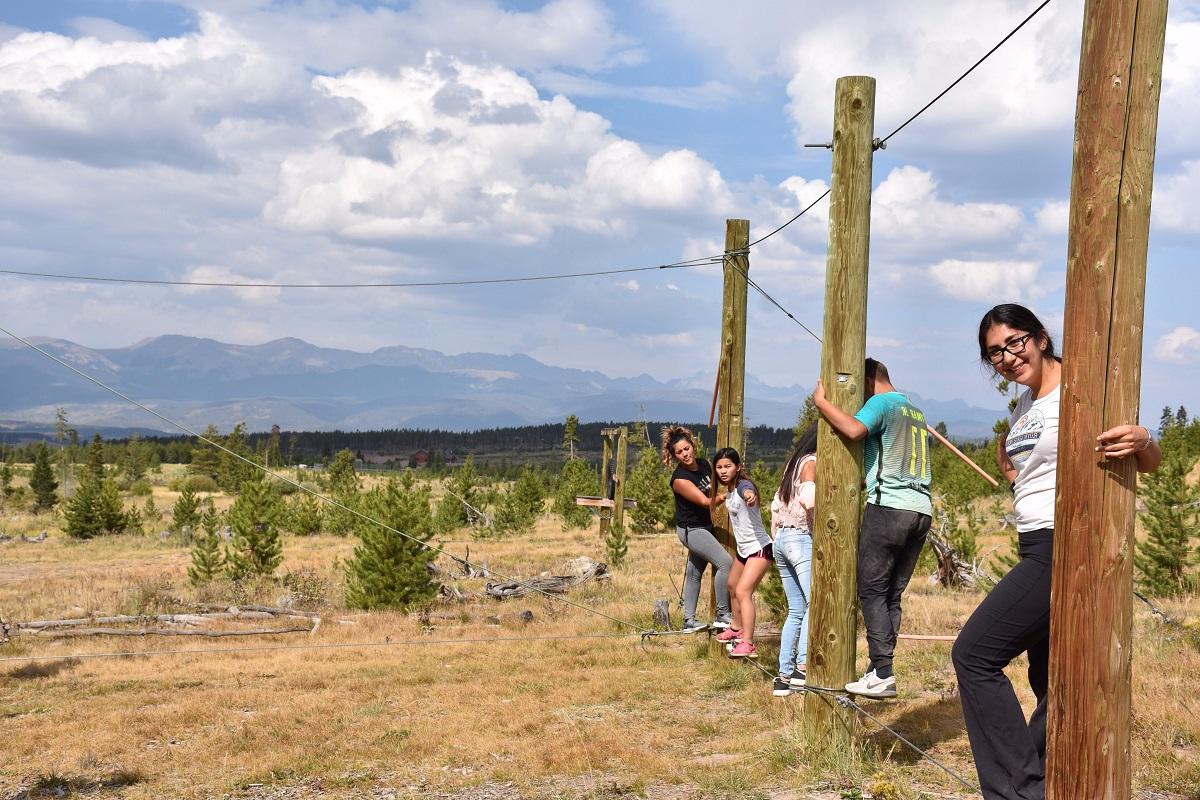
[{"x1": 410, "y1": 449, "x2": 429, "y2": 468}]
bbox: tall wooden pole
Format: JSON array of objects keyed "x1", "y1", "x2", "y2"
[
  {"x1": 804, "y1": 76, "x2": 875, "y2": 742},
  {"x1": 599, "y1": 433, "x2": 613, "y2": 540},
  {"x1": 613, "y1": 426, "x2": 629, "y2": 533},
  {"x1": 710, "y1": 219, "x2": 750, "y2": 614},
  {"x1": 1046, "y1": 1, "x2": 1166, "y2": 797}
]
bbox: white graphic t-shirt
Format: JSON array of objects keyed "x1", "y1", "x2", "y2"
[{"x1": 1006, "y1": 385, "x2": 1060, "y2": 532}]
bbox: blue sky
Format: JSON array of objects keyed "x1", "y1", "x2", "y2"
[{"x1": 1, "y1": 0, "x2": 1197, "y2": 425}]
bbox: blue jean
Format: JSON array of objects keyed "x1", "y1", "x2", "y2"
[{"x1": 774, "y1": 526, "x2": 812, "y2": 677}]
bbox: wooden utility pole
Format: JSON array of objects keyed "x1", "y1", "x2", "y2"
[
  {"x1": 599, "y1": 433, "x2": 613, "y2": 541},
  {"x1": 1046, "y1": 1, "x2": 1166, "y2": 797},
  {"x1": 709, "y1": 219, "x2": 750, "y2": 614},
  {"x1": 612, "y1": 426, "x2": 629, "y2": 534},
  {"x1": 803, "y1": 76, "x2": 875, "y2": 743}
]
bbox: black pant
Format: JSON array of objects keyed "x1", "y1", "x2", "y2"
[
  {"x1": 952, "y1": 528, "x2": 1052, "y2": 800},
  {"x1": 857, "y1": 503, "x2": 931, "y2": 679}
]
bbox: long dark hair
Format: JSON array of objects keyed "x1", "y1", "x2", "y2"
[
  {"x1": 977, "y1": 304, "x2": 1060, "y2": 365},
  {"x1": 712, "y1": 447, "x2": 754, "y2": 495},
  {"x1": 778, "y1": 423, "x2": 817, "y2": 504}
]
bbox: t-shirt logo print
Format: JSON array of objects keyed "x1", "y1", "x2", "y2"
[{"x1": 1006, "y1": 408, "x2": 1045, "y2": 470}]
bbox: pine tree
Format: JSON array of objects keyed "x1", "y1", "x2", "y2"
[
  {"x1": 188, "y1": 508, "x2": 226, "y2": 585},
  {"x1": 1177, "y1": 406, "x2": 1189, "y2": 428},
  {"x1": 29, "y1": 443, "x2": 58, "y2": 511},
  {"x1": 344, "y1": 478, "x2": 437, "y2": 609},
  {"x1": 553, "y1": 457, "x2": 599, "y2": 530},
  {"x1": 285, "y1": 491, "x2": 323, "y2": 535},
  {"x1": 224, "y1": 479, "x2": 284, "y2": 579},
  {"x1": 1135, "y1": 455, "x2": 1199, "y2": 596},
  {"x1": 324, "y1": 448, "x2": 361, "y2": 535},
  {"x1": 172, "y1": 485, "x2": 202, "y2": 533},
  {"x1": 605, "y1": 520, "x2": 629, "y2": 568},
  {"x1": 219, "y1": 423, "x2": 256, "y2": 492},
  {"x1": 490, "y1": 467, "x2": 544, "y2": 537},
  {"x1": 625, "y1": 447, "x2": 673, "y2": 533},
  {"x1": 1160, "y1": 406, "x2": 1176, "y2": 433},
  {"x1": 190, "y1": 425, "x2": 221, "y2": 481},
  {"x1": 562, "y1": 414, "x2": 580, "y2": 460},
  {"x1": 84, "y1": 433, "x2": 106, "y2": 483},
  {"x1": 434, "y1": 455, "x2": 481, "y2": 533},
  {"x1": 0, "y1": 461, "x2": 11, "y2": 500},
  {"x1": 265, "y1": 425, "x2": 282, "y2": 469},
  {"x1": 63, "y1": 473, "x2": 128, "y2": 538}
]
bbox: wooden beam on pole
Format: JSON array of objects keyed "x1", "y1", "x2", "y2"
[
  {"x1": 803, "y1": 76, "x2": 875, "y2": 744},
  {"x1": 1046, "y1": 1, "x2": 1166, "y2": 797},
  {"x1": 613, "y1": 426, "x2": 629, "y2": 533},
  {"x1": 709, "y1": 218, "x2": 750, "y2": 616}
]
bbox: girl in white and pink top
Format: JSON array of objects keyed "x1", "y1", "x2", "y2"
[
  {"x1": 768, "y1": 424, "x2": 817, "y2": 697},
  {"x1": 711, "y1": 447, "x2": 773, "y2": 659}
]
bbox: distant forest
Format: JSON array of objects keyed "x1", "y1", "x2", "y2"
[{"x1": 112, "y1": 421, "x2": 801, "y2": 468}]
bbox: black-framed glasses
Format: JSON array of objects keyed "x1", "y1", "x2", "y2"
[{"x1": 986, "y1": 332, "x2": 1034, "y2": 364}]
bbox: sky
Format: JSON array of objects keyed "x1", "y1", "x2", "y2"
[{"x1": 0, "y1": 0, "x2": 1198, "y2": 424}]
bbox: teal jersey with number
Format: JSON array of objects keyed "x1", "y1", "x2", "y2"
[{"x1": 853, "y1": 392, "x2": 933, "y2": 515}]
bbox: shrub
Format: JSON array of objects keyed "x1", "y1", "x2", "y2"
[
  {"x1": 345, "y1": 479, "x2": 437, "y2": 609},
  {"x1": 553, "y1": 457, "x2": 598, "y2": 531},
  {"x1": 129, "y1": 479, "x2": 153, "y2": 496},
  {"x1": 183, "y1": 475, "x2": 220, "y2": 493}
]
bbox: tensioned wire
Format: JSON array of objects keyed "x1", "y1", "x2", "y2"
[{"x1": 0, "y1": 324, "x2": 653, "y2": 639}]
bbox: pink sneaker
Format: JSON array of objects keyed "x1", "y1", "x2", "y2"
[
  {"x1": 728, "y1": 641, "x2": 758, "y2": 659},
  {"x1": 714, "y1": 627, "x2": 741, "y2": 643}
]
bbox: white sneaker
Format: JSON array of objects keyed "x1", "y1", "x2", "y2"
[{"x1": 844, "y1": 669, "x2": 896, "y2": 698}]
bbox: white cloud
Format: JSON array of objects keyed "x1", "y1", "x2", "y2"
[
  {"x1": 927, "y1": 259, "x2": 1041, "y2": 301},
  {"x1": 263, "y1": 57, "x2": 732, "y2": 243},
  {"x1": 1152, "y1": 160, "x2": 1200, "y2": 232},
  {"x1": 1153, "y1": 326, "x2": 1200, "y2": 364},
  {"x1": 1035, "y1": 200, "x2": 1070, "y2": 235},
  {"x1": 873, "y1": 166, "x2": 1024, "y2": 246},
  {"x1": 650, "y1": 0, "x2": 1084, "y2": 150}
]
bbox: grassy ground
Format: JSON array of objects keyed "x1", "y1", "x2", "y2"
[{"x1": 1, "y1": 484, "x2": 1199, "y2": 799}]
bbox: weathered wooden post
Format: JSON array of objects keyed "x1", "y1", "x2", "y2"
[
  {"x1": 1046, "y1": 0, "x2": 1166, "y2": 797},
  {"x1": 803, "y1": 76, "x2": 875, "y2": 743},
  {"x1": 613, "y1": 426, "x2": 629, "y2": 533},
  {"x1": 709, "y1": 219, "x2": 750, "y2": 615},
  {"x1": 599, "y1": 432, "x2": 613, "y2": 540}
]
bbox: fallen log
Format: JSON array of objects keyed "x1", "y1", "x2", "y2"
[
  {"x1": 485, "y1": 557, "x2": 610, "y2": 600},
  {"x1": 38, "y1": 625, "x2": 313, "y2": 639}
]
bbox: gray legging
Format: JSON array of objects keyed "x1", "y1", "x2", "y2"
[{"x1": 675, "y1": 525, "x2": 733, "y2": 623}]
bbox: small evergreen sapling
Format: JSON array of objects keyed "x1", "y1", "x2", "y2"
[
  {"x1": 225, "y1": 479, "x2": 284, "y2": 580},
  {"x1": 172, "y1": 486, "x2": 201, "y2": 533},
  {"x1": 1135, "y1": 455, "x2": 1199, "y2": 596},
  {"x1": 29, "y1": 442, "x2": 59, "y2": 511},
  {"x1": 188, "y1": 507, "x2": 225, "y2": 585},
  {"x1": 345, "y1": 476, "x2": 437, "y2": 609}
]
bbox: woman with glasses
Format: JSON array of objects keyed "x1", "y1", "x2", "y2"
[{"x1": 952, "y1": 303, "x2": 1162, "y2": 800}]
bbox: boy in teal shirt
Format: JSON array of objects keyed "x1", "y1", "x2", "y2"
[{"x1": 813, "y1": 358, "x2": 932, "y2": 698}]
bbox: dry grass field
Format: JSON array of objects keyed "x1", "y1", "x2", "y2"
[{"x1": 1, "y1": 477, "x2": 1199, "y2": 800}]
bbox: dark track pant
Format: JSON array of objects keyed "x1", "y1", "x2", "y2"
[
  {"x1": 952, "y1": 528, "x2": 1052, "y2": 800},
  {"x1": 858, "y1": 504, "x2": 931, "y2": 679}
]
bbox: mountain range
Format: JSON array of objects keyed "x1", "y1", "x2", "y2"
[{"x1": 0, "y1": 335, "x2": 1005, "y2": 438}]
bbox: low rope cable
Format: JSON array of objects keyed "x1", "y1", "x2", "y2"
[
  {"x1": 879, "y1": 0, "x2": 1054, "y2": 145},
  {"x1": 0, "y1": 256, "x2": 723, "y2": 290},
  {"x1": 0, "y1": 631, "x2": 645, "y2": 665},
  {"x1": 0, "y1": 324, "x2": 651, "y2": 638},
  {"x1": 722, "y1": 256, "x2": 823, "y2": 344},
  {"x1": 832, "y1": 692, "x2": 981, "y2": 795}
]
